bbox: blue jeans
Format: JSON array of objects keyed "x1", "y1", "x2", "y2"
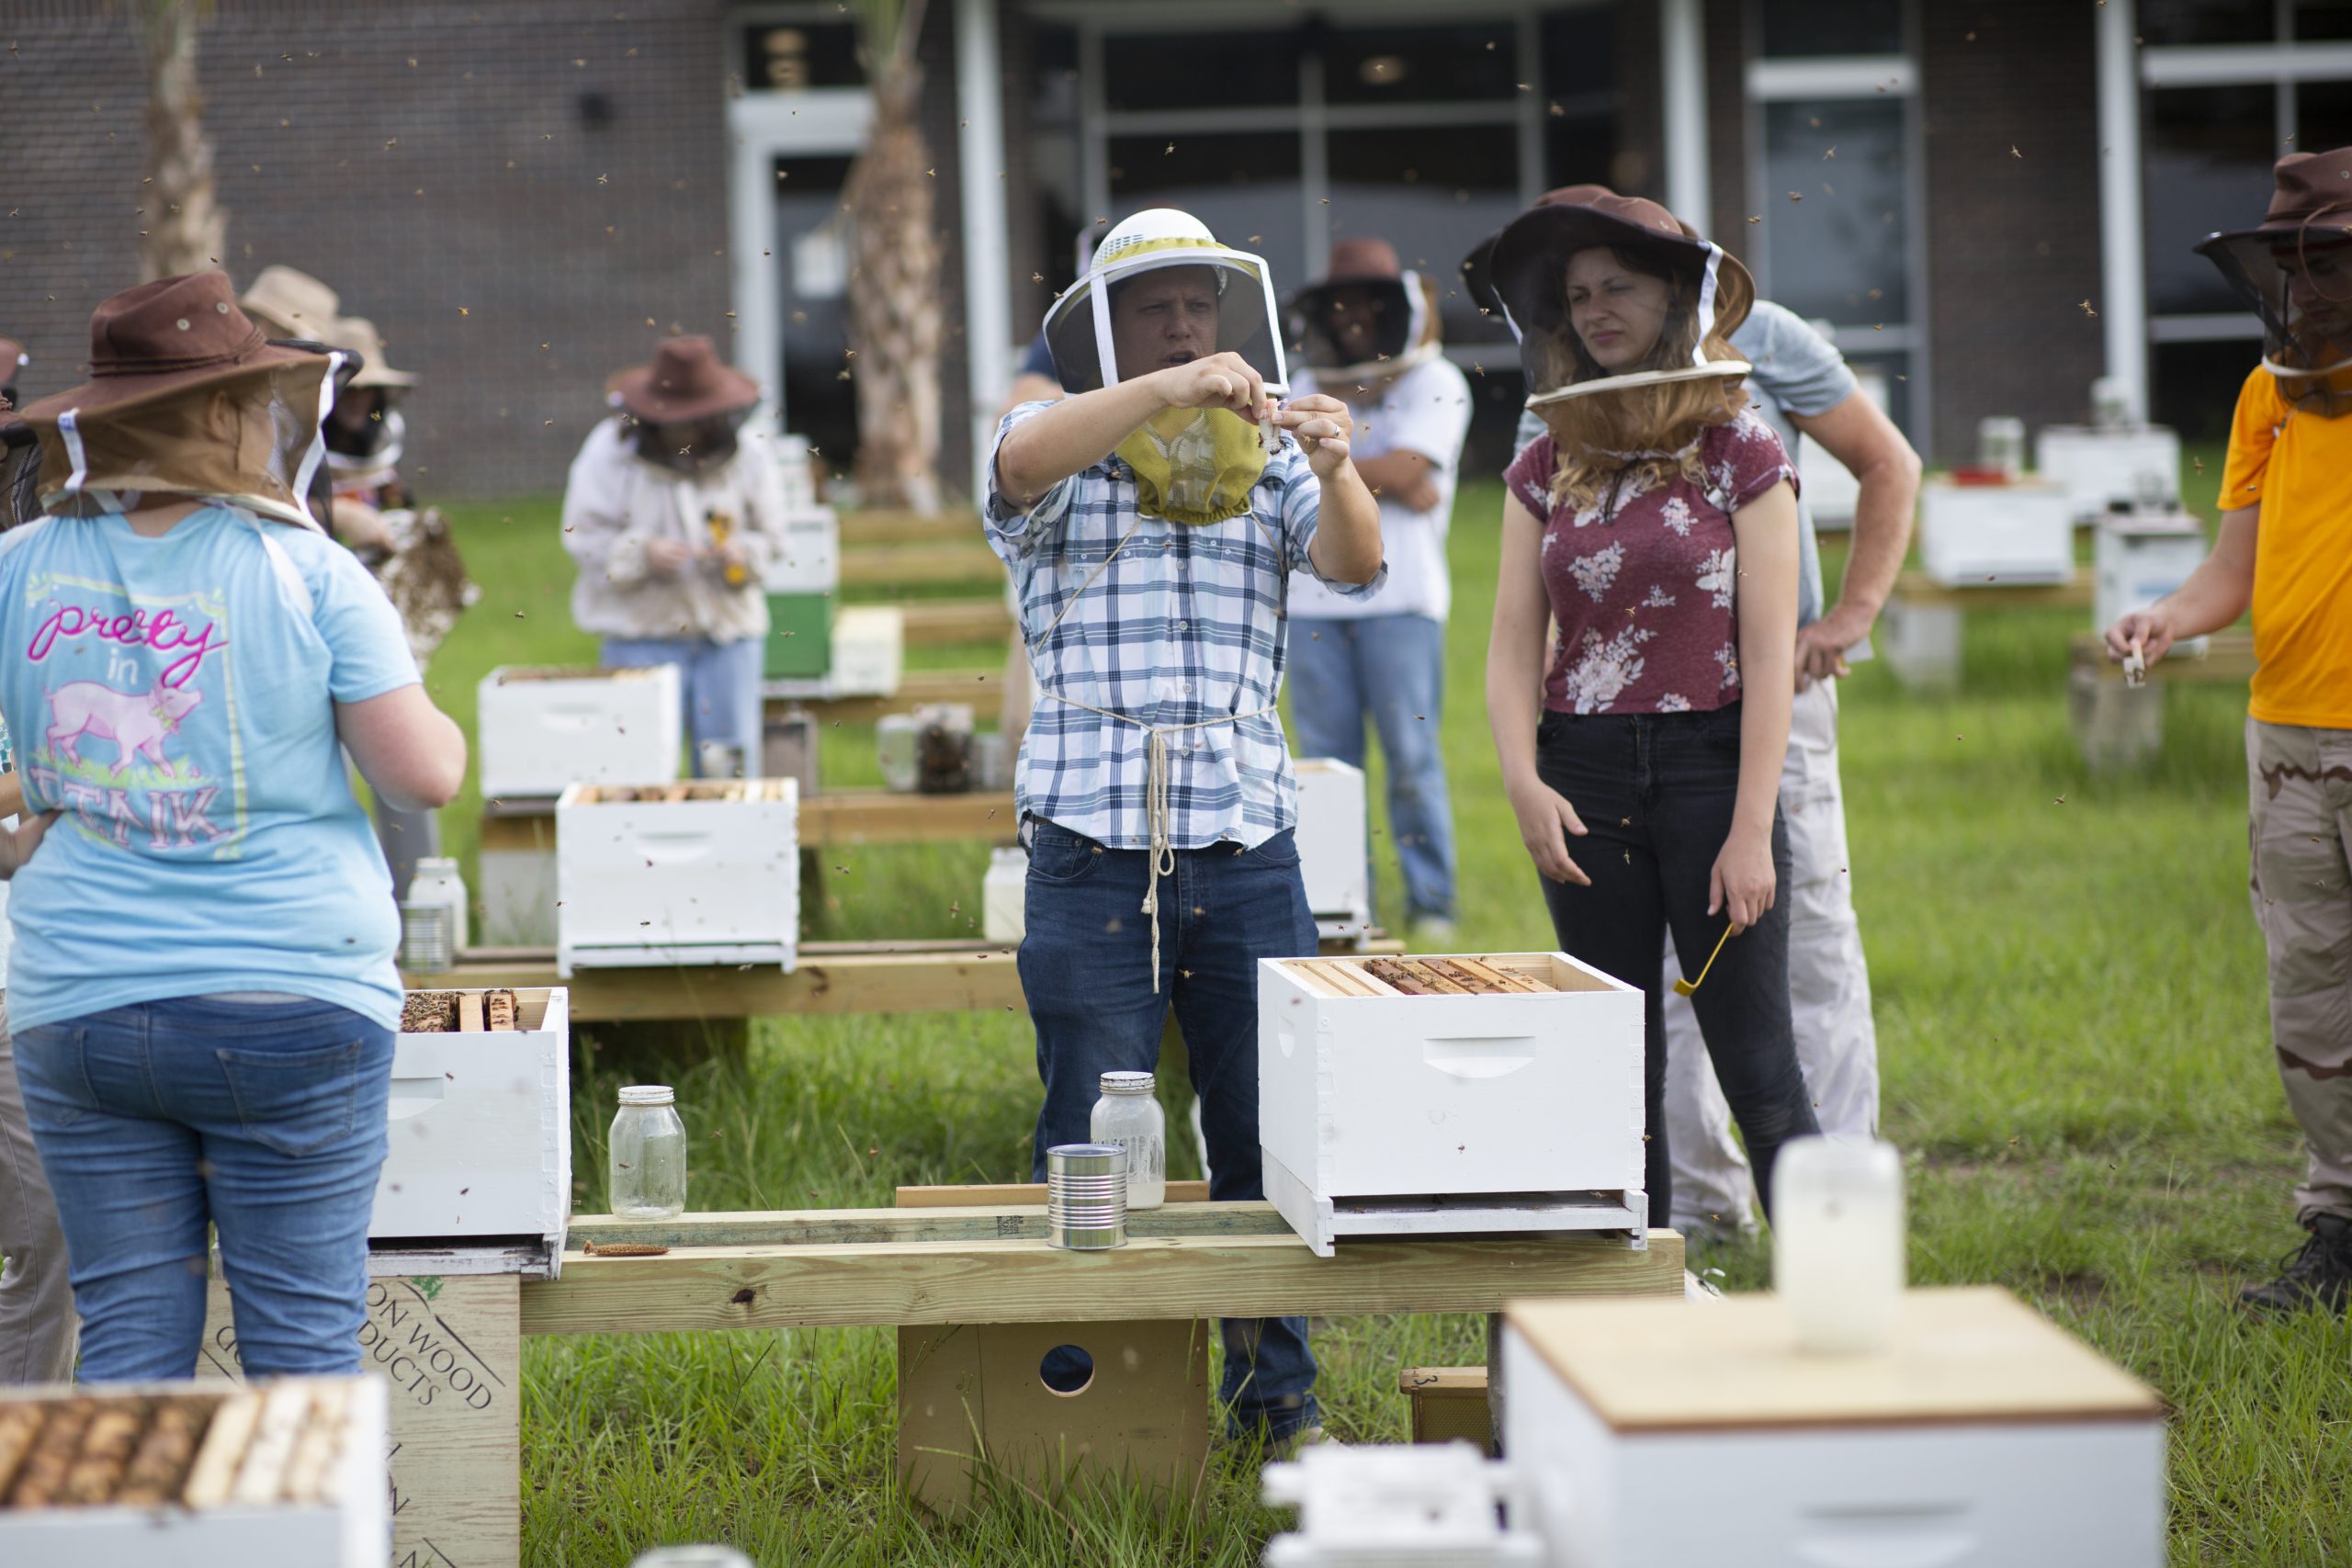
[
  {"x1": 1017, "y1": 820, "x2": 1319, "y2": 1440},
  {"x1": 1287, "y1": 615, "x2": 1457, "y2": 921},
  {"x1": 15, "y1": 998, "x2": 395, "y2": 1380},
  {"x1": 602, "y1": 635, "x2": 763, "y2": 777}
]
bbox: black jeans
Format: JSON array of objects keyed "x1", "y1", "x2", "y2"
[{"x1": 1533, "y1": 705, "x2": 1819, "y2": 1229}]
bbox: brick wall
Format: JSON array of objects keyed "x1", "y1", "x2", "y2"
[
  {"x1": 0, "y1": 0, "x2": 732, "y2": 500},
  {"x1": 1918, "y1": 2, "x2": 2104, "y2": 460}
]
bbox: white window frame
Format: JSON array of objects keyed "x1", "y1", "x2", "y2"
[{"x1": 1741, "y1": 0, "x2": 1930, "y2": 447}]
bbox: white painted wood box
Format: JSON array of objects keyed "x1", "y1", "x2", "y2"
[
  {"x1": 0, "y1": 1376, "x2": 390, "y2": 1568},
  {"x1": 556, "y1": 778, "x2": 799, "y2": 974},
  {"x1": 378, "y1": 988, "x2": 571, "y2": 1275},
  {"x1": 1294, "y1": 758, "x2": 1370, "y2": 941},
  {"x1": 2096, "y1": 512, "x2": 2211, "y2": 658},
  {"x1": 759, "y1": 604, "x2": 905, "y2": 701},
  {"x1": 476, "y1": 803, "x2": 558, "y2": 948},
  {"x1": 763, "y1": 504, "x2": 841, "y2": 593},
  {"x1": 1919, "y1": 478, "x2": 2076, "y2": 587},
  {"x1": 477, "y1": 663, "x2": 683, "y2": 802},
  {"x1": 1501, "y1": 1287, "x2": 2165, "y2": 1568},
  {"x1": 1257, "y1": 953, "x2": 1645, "y2": 1258},
  {"x1": 2035, "y1": 423, "x2": 2182, "y2": 519}
]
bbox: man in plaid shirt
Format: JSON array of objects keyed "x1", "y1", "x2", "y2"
[{"x1": 987, "y1": 209, "x2": 1383, "y2": 1450}]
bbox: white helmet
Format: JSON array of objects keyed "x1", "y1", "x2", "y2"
[{"x1": 1043, "y1": 208, "x2": 1287, "y2": 395}]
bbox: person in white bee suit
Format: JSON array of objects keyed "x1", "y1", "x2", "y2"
[
  {"x1": 1472, "y1": 186, "x2": 1920, "y2": 1243},
  {"x1": 989, "y1": 209, "x2": 1384, "y2": 1452}
]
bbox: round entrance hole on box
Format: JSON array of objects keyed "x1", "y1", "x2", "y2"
[{"x1": 1039, "y1": 1344, "x2": 1094, "y2": 1396}]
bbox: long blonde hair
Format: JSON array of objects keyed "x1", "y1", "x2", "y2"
[{"x1": 1532, "y1": 248, "x2": 1749, "y2": 515}]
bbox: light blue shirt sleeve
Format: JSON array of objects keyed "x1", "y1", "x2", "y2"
[
  {"x1": 1735, "y1": 301, "x2": 1860, "y2": 422},
  {"x1": 304, "y1": 536, "x2": 420, "y2": 704}
]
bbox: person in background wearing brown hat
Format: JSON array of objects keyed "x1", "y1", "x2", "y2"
[
  {"x1": 1483, "y1": 190, "x2": 1819, "y2": 1235},
  {"x1": 563, "y1": 336, "x2": 791, "y2": 776},
  {"x1": 316, "y1": 313, "x2": 475, "y2": 900},
  {"x1": 1284, "y1": 238, "x2": 1473, "y2": 941},
  {"x1": 0, "y1": 331, "x2": 75, "y2": 1385},
  {"x1": 2107, "y1": 148, "x2": 2352, "y2": 1315},
  {"x1": 0, "y1": 271, "x2": 466, "y2": 1379}
]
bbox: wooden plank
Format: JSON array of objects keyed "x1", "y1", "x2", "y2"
[
  {"x1": 896, "y1": 1180, "x2": 1212, "y2": 1208},
  {"x1": 519, "y1": 1228, "x2": 1684, "y2": 1335},
  {"x1": 1507, "y1": 1287, "x2": 2161, "y2": 1435},
  {"x1": 571, "y1": 1198, "x2": 1272, "y2": 1249},
  {"x1": 899, "y1": 597, "x2": 1014, "y2": 646},
  {"x1": 1890, "y1": 569, "x2": 2091, "y2": 612},
  {"x1": 2069, "y1": 629, "x2": 2256, "y2": 684},
  {"x1": 838, "y1": 508, "x2": 985, "y2": 546},
  {"x1": 839, "y1": 543, "x2": 1005, "y2": 590},
  {"x1": 799, "y1": 790, "x2": 1017, "y2": 846}
]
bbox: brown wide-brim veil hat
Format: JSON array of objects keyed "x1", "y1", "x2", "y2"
[
  {"x1": 2196, "y1": 146, "x2": 2352, "y2": 401},
  {"x1": 608, "y1": 336, "x2": 761, "y2": 423},
  {"x1": 1481, "y1": 188, "x2": 1755, "y2": 401},
  {"x1": 17, "y1": 271, "x2": 337, "y2": 529},
  {"x1": 1287, "y1": 236, "x2": 1440, "y2": 377}
]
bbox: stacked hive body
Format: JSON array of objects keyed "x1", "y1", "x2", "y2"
[
  {"x1": 556, "y1": 779, "x2": 800, "y2": 975},
  {"x1": 1256, "y1": 952, "x2": 1645, "y2": 1257},
  {"x1": 2035, "y1": 423, "x2": 2182, "y2": 521},
  {"x1": 379, "y1": 987, "x2": 572, "y2": 1275},
  {"x1": 0, "y1": 1379, "x2": 388, "y2": 1566},
  {"x1": 475, "y1": 665, "x2": 684, "y2": 801},
  {"x1": 1918, "y1": 477, "x2": 2076, "y2": 587},
  {"x1": 1295, "y1": 759, "x2": 1371, "y2": 942},
  {"x1": 761, "y1": 481, "x2": 840, "y2": 680}
]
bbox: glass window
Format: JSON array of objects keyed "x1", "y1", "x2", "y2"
[
  {"x1": 1324, "y1": 127, "x2": 1525, "y2": 347},
  {"x1": 1022, "y1": 21, "x2": 1084, "y2": 310},
  {"x1": 1103, "y1": 30, "x2": 1300, "y2": 113},
  {"x1": 1540, "y1": 7, "x2": 1624, "y2": 193},
  {"x1": 772, "y1": 155, "x2": 861, "y2": 462},
  {"x1": 2298, "y1": 78, "x2": 2352, "y2": 155},
  {"x1": 738, "y1": 22, "x2": 863, "y2": 91},
  {"x1": 1107, "y1": 133, "x2": 1306, "y2": 301},
  {"x1": 2153, "y1": 337, "x2": 2264, "y2": 445},
  {"x1": 2144, "y1": 87, "x2": 2278, "y2": 316},
  {"x1": 1323, "y1": 23, "x2": 1521, "y2": 106},
  {"x1": 1758, "y1": 0, "x2": 1902, "y2": 57},
  {"x1": 1757, "y1": 98, "x2": 1909, "y2": 323},
  {"x1": 2136, "y1": 0, "x2": 2276, "y2": 46},
  {"x1": 2298, "y1": 0, "x2": 2352, "y2": 40}
]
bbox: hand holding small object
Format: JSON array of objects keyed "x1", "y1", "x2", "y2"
[
  {"x1": 644, "y1": 537, "x2": 695, "y2": 577},
  {"x1": 1274, "y1": 393, "x2": 1357, "y2": 479}
]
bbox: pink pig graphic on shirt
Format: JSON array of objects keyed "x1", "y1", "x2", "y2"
[{"x1": 46, "y1": 678, "x2": 204, "y2": 778}]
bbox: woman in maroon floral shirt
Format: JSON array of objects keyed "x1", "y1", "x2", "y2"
[{"x1": 1480, "y1": 191, "x2": 1818, "y2": 1231}]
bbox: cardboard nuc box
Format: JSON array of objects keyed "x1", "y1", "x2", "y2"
[
  {"x1": 556, "y1": 778, "x2": 800, "y2": 974},
  {"x1": 1256, "y1": 953, "x2": 1645, "y2": 1257},
  {"x1": 476, "y1": 664, "x2": 683, "y2": 801},
  {"x1": 378, "y1": 987, "x2": 571, "y2": 1275},
  {"x1": 0, "y1": 1376, "x2": 390, "y2": 1568},
  {"x1": 1919, "y1": 478, "x2": 2076, "y2": 587},
  {"x1": 1501, "y1": 1288, "x2": 2166, "y2": 1566}
]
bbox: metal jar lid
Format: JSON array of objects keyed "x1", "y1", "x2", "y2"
[{"x1": 1098, "y1": 1070, "x2": 1156, "y2": 1096}]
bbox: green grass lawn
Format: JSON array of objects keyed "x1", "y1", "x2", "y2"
[{"x1": 417, "y1": 455, "x2": 2347, "y2": 1565}]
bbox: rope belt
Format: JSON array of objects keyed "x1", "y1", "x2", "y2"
[{"x1": 1043, "y1": 692, "x2": 1278, "y2": 992}]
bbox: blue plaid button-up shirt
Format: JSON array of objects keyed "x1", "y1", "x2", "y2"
[{"x1": 984, "y1": 401, "x2": 1386, "y2": 851}]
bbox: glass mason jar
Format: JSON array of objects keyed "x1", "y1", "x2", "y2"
[
  {"x1": 1090, "y1": 1070, "x2": 1165, "y2": 1210},
  {"x1": 609, "y1": 1085, "x2": 688, "y2": 1220}
]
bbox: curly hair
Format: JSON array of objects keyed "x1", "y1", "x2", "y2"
[{"x1": 1530, "y1": 246, "x2": 1749, "y2": 515}]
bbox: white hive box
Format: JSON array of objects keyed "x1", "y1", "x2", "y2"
[
  {"x1": 0, "y1": 1377, "x2": 390, "y2": 1568},
  {"x1": 1258, "y1": 953, "x2": 1645, "y2": 1258},
  {"x1": 1792, "y1": 364, "x2": 1886, "y2": 530},
  {"x1": 1919, "y1": 478, "x2": 2075, "y2": 587},
  {"x1": 2036, "y1": 423, "x2": 2182, "y2": 519},
  {"x1": 477, "y1": 801, "x2": 559, "y2": 947},
  {"x1": 1502, "y1": 1288, "x2": 2165, "y2": 1568},
  {"x1": 1295, "y1": 758, "x2": 1370, "y2": 941},
  {"x1": 377, "y1": 987, "x2": 571, "y2": 1276},
  {"x1": 763, "y1": 504, "x2": 841, "y2": 594},
  {"x1": 477, "y1": 663, "x2": 683, "y2": 801},
  {"x1": 983, "y1": 844, "x2": 1027, "y2": 945},
  {"x1": 760, "y1": 604, "x2": 905, "y2": 702},
  {"x1": 2095, "y1": 512, "x2": 2211, "y2": 658},
  {"x1": 557, "y1": 778, "x2": 799, "y2": 974}
]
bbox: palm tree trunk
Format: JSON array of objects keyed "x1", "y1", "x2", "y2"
[
  {"x1": 137, "y1": 1, "x2": 226, "y2": 282},
  {"x1": 842, "y1": 22, "x2": 944, "y2": 513}
]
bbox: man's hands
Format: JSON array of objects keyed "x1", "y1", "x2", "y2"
[
  {"x1": 644, "y1": 537, "x2": 695, "y2": 577},
  {"x1": 1150, "y1": 351, "x2": 1266, "y2": 415},
  {"x1": 2103, "y1": 606, "x2": 2180, "y2": 666},
  {"x1": 1274, "y1": 394, "x2": 1355, "y2": 481},
  {"x1": 1793, "y1": 602, "x2": 1874, "y2": 688}
]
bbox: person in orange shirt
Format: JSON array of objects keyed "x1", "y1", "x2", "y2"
[{"x1": 2108, "y1": 147, "x2": 2352, "y2": 1315}]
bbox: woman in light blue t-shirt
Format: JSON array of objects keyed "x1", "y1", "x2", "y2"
[{"x1": 0, "y1": 273, "x2": 466, "y2": 1381}]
